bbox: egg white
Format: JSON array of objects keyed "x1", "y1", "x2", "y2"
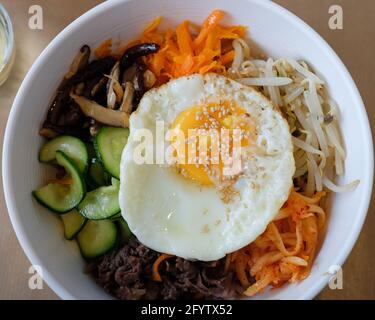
[{"x1": 119, "y1": 73, "x2": 295, "y2": 261}]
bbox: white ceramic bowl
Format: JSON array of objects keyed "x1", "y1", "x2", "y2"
[{"x1": 3, "y1": 0, "x2": 373, "y2": 300}]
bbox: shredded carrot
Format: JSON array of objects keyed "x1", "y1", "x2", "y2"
[
  {"x1": 121, "y1": 11, "x2": 246, "y2": 85},
  {"x1": 95, "y1": 38, "x2": 112, "y2": 59},
  {"x1": 143, "y1": 16, "x2": 162, "y2": 34},
  {"x1": 152, "y1": 254, "x2": 173, "y2": 282},
  {"x1": 227, "y1": 189, "x2": 326, "y2": 296},
  {"x1": 220, "y1": 50, "x2": 235, "y2": 65},
  {"x1": 194, "y1": 10, "x2": 224, "y2": 47},
  {"x1": 176, "y1": 21, "x2": 194, "y2": 56}
]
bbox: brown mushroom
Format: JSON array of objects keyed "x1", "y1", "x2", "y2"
[
  {"x1": 119, "y1": 81, "x2": 134, "y2": 114},
  {"x1": 133, "y1": 62, "x2": 147, "y2": 108},
  {"x1": 121, "y1": 64, "x2": 137, "y2": 85},
  {"x1": 106, "y1": 61, "x2": 123, "y2": 109},
  {"x1": 46, "y1": 89, "x2": 71, "y2": 125},
  {"x1": 39, "y1": 127, "x2": 59, "y2": 139},
  {"x1": 91, "y1": 77, "x2": 108, "y2": 98},
  {"x1": 64, "y1": 45, "x2": 90, "y2": 80},
  {"x1": 83, "y1": 76, "x2": 103, "y2": 99},
  {"x1": 143, "y1": 69, "x2": 156, "y2": 89},
  {"x1": 74, "y1": 82, "x2": 85, "y2": 95},
  {"x1": 67, "y1": 56, "x2": 117, "y2": 86},
  {"x1": 56, "y1": 103, "x2": 84, "y2": 127},
  {"x1": 120, "y1": 43, "x2": 160, "y2": 71},
  {"x1": 40, "y1": 120, "x2": 91, "y2": 141},
  {"x1": 71, "y1": 94, "x2": 129, "y2": 128}
]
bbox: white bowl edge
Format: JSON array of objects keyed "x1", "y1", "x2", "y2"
[{"x1": 2, "y1": 0, "x2": 373, "y2": 300}]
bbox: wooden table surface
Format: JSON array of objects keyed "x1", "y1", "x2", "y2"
[{"x1": 0, "y1": 0, "x2": 374, "y2": 300}]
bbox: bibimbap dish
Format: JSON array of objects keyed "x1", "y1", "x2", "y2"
[{"x1": 31, "y1": 11, "x2": 359, "y2": 299}]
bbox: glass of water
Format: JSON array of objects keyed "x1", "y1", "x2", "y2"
[{"x1": 0, "y1": 4, "x2": 15, "y2": 86}]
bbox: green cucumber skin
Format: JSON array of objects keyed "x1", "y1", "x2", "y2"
[
  {"x1": 33, "y1": 151, "x2": 86, "y2": 214},
  {"x1": 93, "y1": 134, "x2": 109, "y2": 176},
  {"x1": 94, "y1": 127, "x2": 129, "y2": 179},
  {"x1": 78, "y1": 198, "x2": 120, "y2": 220},
  {"x1": 38, "y1": 135, "x2": 89, "y2": 174},
  {"x1": 61, "y1": 210, "x2": 87, "y2": 240},
  {"x1": 82, "y1": 209, "x2": 121, "y2": 220},
  {"x1": 77, "y1": 220, "x2": 118, "y2": 259},
  {"x1": 93, "y1": 138, "x2": 107, "y2": 176},
  {"x1": 79, "y1": 240, "x2": 117, "y2": 260},
  {"x1": 93, "y1": 137, "x2": 103, "y2": 164},
  {"x1": 77, "y1": 180, "x2": 120, "y2": 220},
  {"x1": 31, "y1": 190, "x2": 71, "y2": 214},
  {"x1": 88, "y1": 158, "x2": 110, "y2": 188},
  {"x1": 64, "y1": 219, "x2": 87, "y2": 240}
]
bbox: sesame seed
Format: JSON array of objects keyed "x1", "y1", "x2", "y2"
[{"x1": 202, "y1": 224, "x2": 210, "y2": 234}]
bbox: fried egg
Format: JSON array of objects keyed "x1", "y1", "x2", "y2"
[{"x1": 119, "y1": 73, "x2": 295, "y2": 261}]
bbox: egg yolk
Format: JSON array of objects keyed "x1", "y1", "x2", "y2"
[{"x1": 170, "y1": 101, "x2": 255, "y2": 186}]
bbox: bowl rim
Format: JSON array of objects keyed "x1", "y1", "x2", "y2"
[{"x1": 2, "y1": 0, "x2": 374, "y2": 300}]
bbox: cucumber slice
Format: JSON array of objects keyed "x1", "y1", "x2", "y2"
[
  {"x1": 77, "y1": 220, "x2": 117, "y2": 258},
  {"x1": 61, "y1": 209, "x2": 87, "y2": 240},
  {"x1": 94, "y1": 127, "x2": 129, "y2": 179},
  {"x1": 33, "y1": 151, "x2": 86, "y2": 213},
  {"x1": 88, "y1": 158, "x2": 110, "y2": 187},
  {"x1": 111, "y1": 177, "x2": 120, "y2": 188},
  {"x1": 77, "y1": 180, "x2": 120, "y2": 219},
  {"x1": 39, "y1": 135, "x2": 88, "y2": 173},
  {"x1": 116, "y1": 218, "x2": 132, "y2": 245}
]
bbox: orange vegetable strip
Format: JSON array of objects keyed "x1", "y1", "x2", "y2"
[
  {"x1": 220, "y1": 50, "x2": 235, "y2": 65},
  {"x1": 95, "y1": 38, "x2": 112, "y2": 58},
  {"x1": 176, "y1": 21, "x2": 194, "y2": 56},
  {"x1": 124, "y1": 11, "x2": 245, "y2": 86},
  {"x1": 204, "y1": 10, "x2": 224, "y2": 28},
  {"x1": 226, "y1": 25, "x2": 247, "y2": 37},
  {"x1": 152, "y1": 254, "x2": 173, "y2": 282},
  {"x1": 178, "y1": 54, "x2": 195, "y2": 77},
  {"x1": 143, "y1": 16, "x2": 162, "y2": 35},
  {"x1": 193, "y1": 10, "x2": 224, "y2": 47},
  {"x1": 199, "y1": 61, "x2": 218, "y2": 74},
  {"x1": 149, "y1": 51, "x2": 166, "y2": 76}
]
